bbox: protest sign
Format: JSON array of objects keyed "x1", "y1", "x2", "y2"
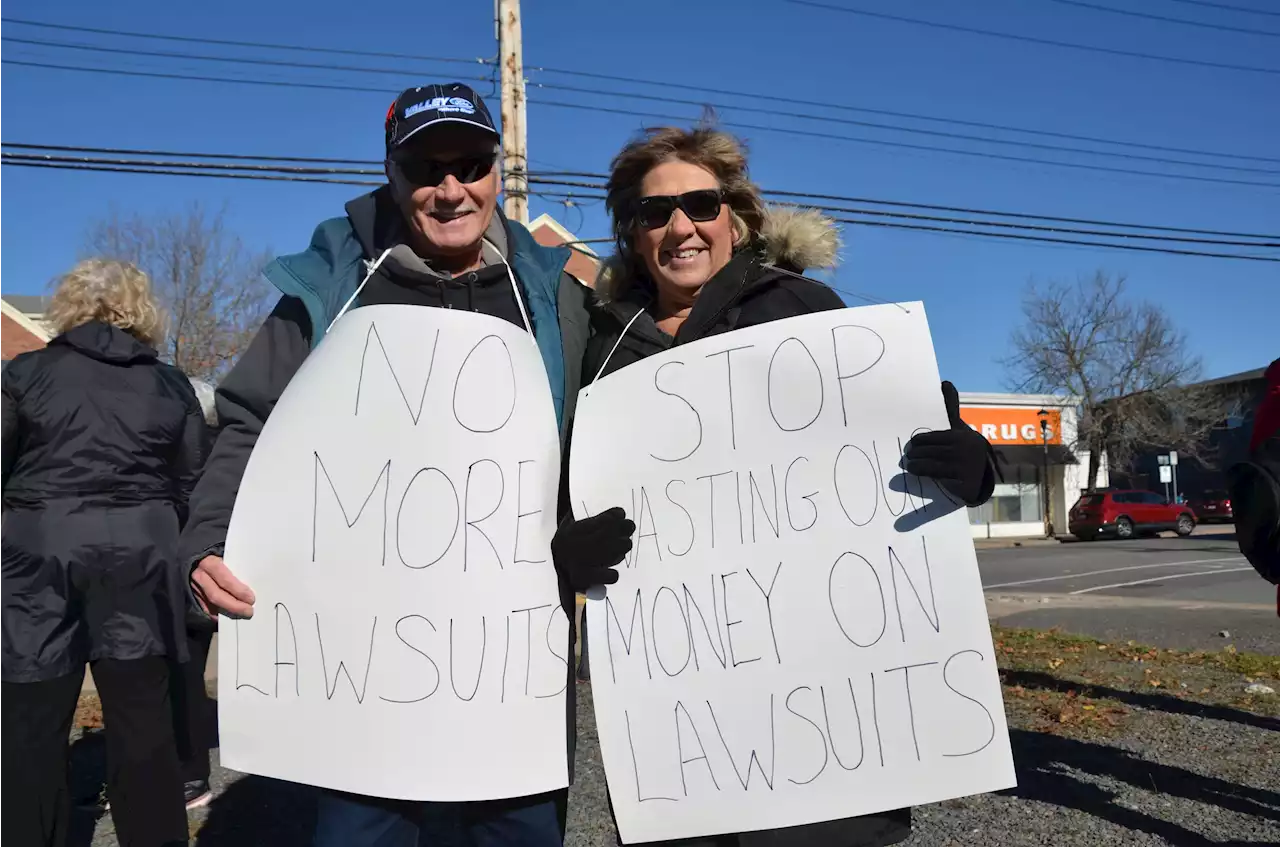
[
  {"x1": 220, "y1": 305, "x2": 570, "y2": 802},
  {"x1": 570, "y1": 302, "x2": 1016, "y2": 843}
]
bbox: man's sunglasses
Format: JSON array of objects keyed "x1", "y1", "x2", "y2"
[
  {"x1": 633, "y1": 189, "x2": 725, "y2": 229},
  {"x1": 393, "y1": 155, "x2": 495, "y2": 187}
]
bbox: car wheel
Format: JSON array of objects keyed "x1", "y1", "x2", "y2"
[
  {"x1": 1176, "y1": 514, "x2": 1195, "y2": 536},
  {"x1": 1115, "y1": 517, "x2": 1134, "y2": 539}
]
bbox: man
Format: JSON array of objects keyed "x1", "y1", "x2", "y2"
[{"x1": 179, "y1": 82, "x2": 615, "y2": 846}]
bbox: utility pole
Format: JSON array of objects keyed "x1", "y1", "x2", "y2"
[{"x1": 497, "y1": 0, "x2": 528, "y2": 224}]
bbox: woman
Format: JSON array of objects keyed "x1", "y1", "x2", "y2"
[
  {"x1": 559, "y1": 126, "x2": 997, "y2": 847},
  {"x1": 2, "y1": 259, "x2": 205, "y2": 847}
]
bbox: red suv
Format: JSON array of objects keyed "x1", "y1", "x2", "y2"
[{"x1": 1069, "y1": 490, "x2": 1197, "y2": 541}]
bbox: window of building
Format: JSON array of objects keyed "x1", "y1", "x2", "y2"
[{"x1": 968, "y1": 465, "x2": 1042, "y2": 525}]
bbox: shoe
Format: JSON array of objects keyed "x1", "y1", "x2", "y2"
[{"x1": 183, "y1": 780, "x2": 212, "y2": 810}]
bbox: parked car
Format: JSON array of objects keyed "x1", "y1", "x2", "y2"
[
  {"x1": 1190, "y1": 489, "x2": 1234, "y2": 524},
  {"x1": 1069, "y1": 489, "x2": 1197, "y2": 541}
]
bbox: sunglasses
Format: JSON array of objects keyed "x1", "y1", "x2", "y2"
[
  {"x1": 633, "y1": 189, "x2": 725, "y2": 229},
  {"x1": 393, "y1": 154, "x2": 495, "y2": 187}
]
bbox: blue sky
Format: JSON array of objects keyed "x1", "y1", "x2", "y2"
[{"x1": 3, "y1": 0, "x2": 1277, "y2": 391}]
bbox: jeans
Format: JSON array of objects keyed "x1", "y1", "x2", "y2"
[{"x1": 312, "y1": 788, "x2": 567, "y2": 847}]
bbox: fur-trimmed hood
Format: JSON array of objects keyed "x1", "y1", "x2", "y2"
[{"x1": 596, "y1": 205, "x2": 841, "y2": 302}]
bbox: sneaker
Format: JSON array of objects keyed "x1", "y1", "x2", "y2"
[{"x1": 183, "y1": 780, "x2": 212, "y2": 810}]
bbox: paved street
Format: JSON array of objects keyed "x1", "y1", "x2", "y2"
[{"x1": 979, "y1": 528, "x2": 1278, "y2": 655}]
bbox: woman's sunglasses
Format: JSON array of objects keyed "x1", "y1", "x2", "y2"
[
  {"x1": 633, "y1": 189, "x2": 725, "y2": 229},
  {"x1": 394, "y1": 155, "x2": 495, "y2": 187}
]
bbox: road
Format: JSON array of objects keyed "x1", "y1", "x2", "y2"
[{"x1": 978, "y1": 529, "x2": 1278, "y2": 654}]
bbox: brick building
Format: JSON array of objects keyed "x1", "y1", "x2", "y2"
[
  {"x1": 1, "y1": 295, "x2": 52, "y2": 364},
  {"x1": 528, "y1": 214, "x2": 600, "y2": 287}
]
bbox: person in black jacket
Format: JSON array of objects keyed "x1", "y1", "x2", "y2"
[
  {"x1": 1, "y1": 259, "x2": 205, "y2": 847},
  {"x1": 554, "y1": 126, "x2": 997, "y2": 847}
]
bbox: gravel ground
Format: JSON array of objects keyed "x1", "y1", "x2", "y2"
[{"x1": 68, "y1": 630, "x2": 1280, "y2": 847}]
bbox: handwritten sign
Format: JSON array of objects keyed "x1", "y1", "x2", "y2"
[
  {"x1": 569, "y1": 303, "x2": 1015, "y2": 843},
  {"x1": 220, "y1": 305, "x2": 570, "y2": 802}
]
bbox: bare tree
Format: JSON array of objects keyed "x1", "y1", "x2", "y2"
[
  {"x1": 82, "y1": 203, "x2": 273, "y2": 381},
  {"x1": 1004, "y1": 271, "x2": 1226, "y2": 490}
]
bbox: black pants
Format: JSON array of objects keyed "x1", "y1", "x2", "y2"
[
  {"x1": 172, "y1": 628, "x2": 214, "y2": 784},
  {"x1": 2, "y1": 657, "x2": 188, "y2": 847}
]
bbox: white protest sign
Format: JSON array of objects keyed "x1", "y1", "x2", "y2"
[
  {"x1": 570, "y1": 302, "x2": 1015, "y2": 843},
  {"x1": 220, "y1": 304, "x2": 570, "y2": 802}
]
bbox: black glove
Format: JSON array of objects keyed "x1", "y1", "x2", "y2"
[
  {"x1": 903, "y1": 381, "x2": 996, "y2": 507},
  {"x1": 552, "y1": 507, "x2": 636, "y2": 591}
]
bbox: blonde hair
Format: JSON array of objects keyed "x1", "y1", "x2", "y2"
[
  {"x1": 46, "y1": 259, "x2": 165, "y2": 347},
  {"x1": 605, "y1": 126, "x2": 766, "y2": 299}
]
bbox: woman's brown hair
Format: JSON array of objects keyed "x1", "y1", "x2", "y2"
[{"x1": 604, "y1": 126, "x2": 766, "y2": 299}]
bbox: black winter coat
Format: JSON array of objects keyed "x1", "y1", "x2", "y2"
[
  {"x1": 1, "y1": 321, "x2": 206, "y2": 681},
  {"x1": 579, "y1": 251, "x2": 912, "y2": 847}
]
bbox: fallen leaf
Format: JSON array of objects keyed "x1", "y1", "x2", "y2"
[{"x1": 1049, "y1": 658, "x2": 1065, "y2": 670}]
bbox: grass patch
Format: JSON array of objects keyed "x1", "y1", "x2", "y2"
[{"x1": 991, "y1": 625, "x2": 1280, "y2": 733}]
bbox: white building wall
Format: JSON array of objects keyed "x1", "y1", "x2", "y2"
[{"x1": 959, "y1": 392, "x2": 1104, "y2": 539}]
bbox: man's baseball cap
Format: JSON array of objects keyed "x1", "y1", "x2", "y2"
[{"x1": 384, "y1": 83, "x2": 499, "y2": 153}]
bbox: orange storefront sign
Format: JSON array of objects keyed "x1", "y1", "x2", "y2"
[{"x1": 959, "y1": 407, "x2": 1062, "y2": 445}]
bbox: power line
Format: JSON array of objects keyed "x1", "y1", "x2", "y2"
[
  {"x1": 1160, "y1": 0, "x2": 1280, "y2": 19},
  {"x1": 16, "y1": 34, "x2": 1277, "y2": 174},
  {"x1": 5, "y1": 155, "x2": 1273, "y2": 262},
  {"x1": 8, "y1": 16, "x2": 1274, "y2": 165},
  {"x1": 787, "y1": 0, "x2": 1280, "y2": 75},
  {"x1": 0, "y1": 17, "x2": 492, "y2": 66},
  {"x1": 828, "y1": 217, "x2": 1278, "y2": 261},
  {"x1": 3, "y1": 58, "x2": 397, "y2": 96},
  {"x1": 8, "y1": 144, "x2": 1274, "y2": 241},
  {"x1": 522, "y1": 177, "x2": 1280, "y2": 246},
  {"x1": 1, "y1": 36, "x2": 493, "y2": 85},
  {"x1": 1, "y1": 142, "x2": 378, "y2": 166},
  {"x1": 530, "y1": 98, "x2": 1280, "y2": 188},
  {"x1": 1, "y1": 157, "x2": 381, "y2": 186},
  {"x1": 527, "y1": 80, "x2": 1278, "y2": 175},
  {"x1": 1, "y1": 152, "x2": 378, "y2": 177},
  {"x1": 18, "y1": 59, "x2": 1271, "y2": 189},
  {"x1": 24, "y1": 34, "x2": 1273, "y2": 174},
  {"x1": 1046, "y1": 0, "x2": 1280, "y2": 36},
  {"x1": 759, "y1": 188, "x2": 1280, "y2": 240}
]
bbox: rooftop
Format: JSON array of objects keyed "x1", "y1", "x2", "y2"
[{"x1": 1, "y1": 294, "x2": 52, "y2": 315}]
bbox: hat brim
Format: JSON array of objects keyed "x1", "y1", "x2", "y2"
[{"x1": 394, "y1": 117, "x2": 499, "y2": 149}]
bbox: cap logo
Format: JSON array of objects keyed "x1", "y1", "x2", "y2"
[{"x1": 404, "y1": 96, "x2": 477, "y2": 119}]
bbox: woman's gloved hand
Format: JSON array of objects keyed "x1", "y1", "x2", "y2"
[
  {"x1": 903, "y1": 381, "x2": 997, "y2": 507},
  {"x1": 552, "y1": 507, "x2": 636, "y2": 591}
]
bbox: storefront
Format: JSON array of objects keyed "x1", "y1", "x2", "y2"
[{"x1": 958, "y1": 393, "x2": 1106, "y2": 539}]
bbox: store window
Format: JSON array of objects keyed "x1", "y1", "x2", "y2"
[{"x1": 968, "y1": 466, "x2": 1042, "y2": 525}]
